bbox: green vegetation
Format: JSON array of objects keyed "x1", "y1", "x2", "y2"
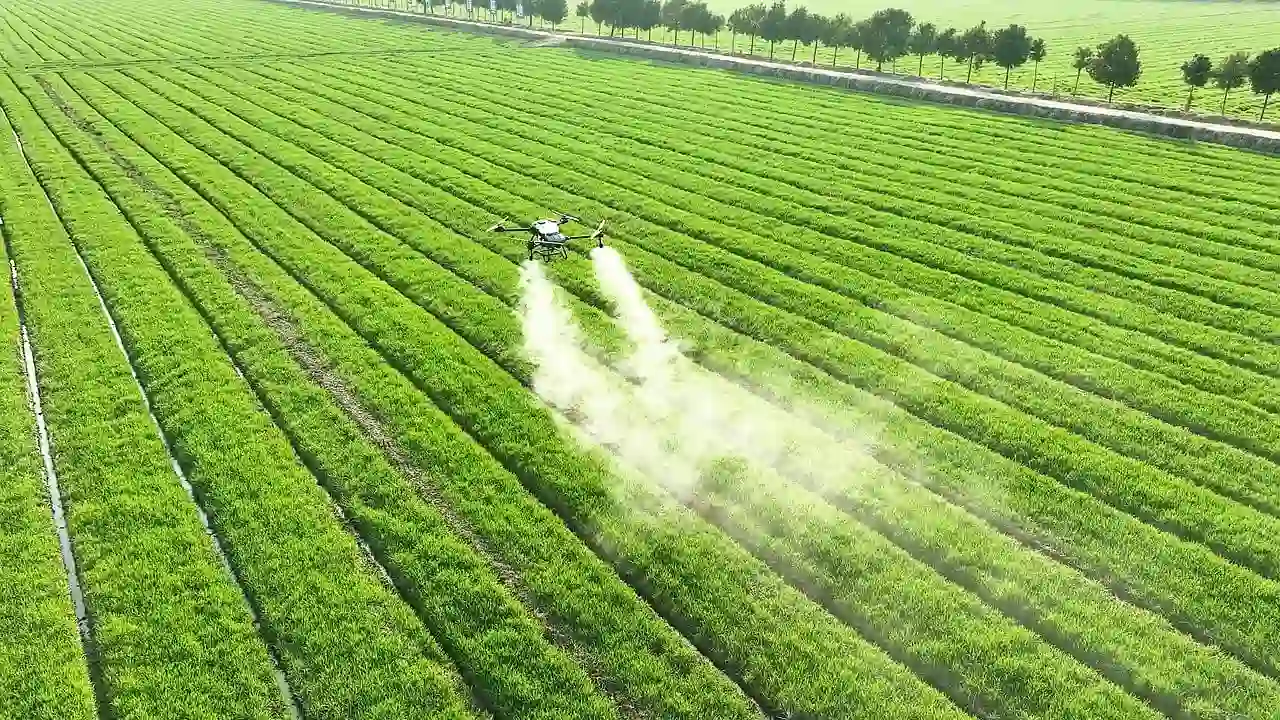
[
  {"x1": 0, "y1": 109, "x2": 95, "y2": 720},
  {"x1": 0, "y1": 74, "x2": 290, "y2": 720},
  {"x1": 2, "y1": 0, "x2": 1280, "y2": 718}
]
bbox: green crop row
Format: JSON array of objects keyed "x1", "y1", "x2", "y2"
[
  {"x1": 517, "y1": 48, "x2": 1280, "y2": 242},
  {"x1": 234, "y1": 59, "x2": 1280, "y2": 580},
  {"x1": 111, "y1": 59, "x2": 1280, "y2": 717},
  {"x1": 0, "y1": 77, "x2": 292, "y2": 719},
  {"x1": 6, "y1": 72, "x2": 480, "y2": 720},
  {"x1": 55, "y1": 68, "x2": 768, "y2": 720},
  {"x1": 442, "y1": 48, "x2": 1280, "y2": 267},
  {"x1": 0, "y1": 110, "x2": 96, "y2": 720},
  {"x1": 124, "y1": 60, "x2": 1174, "y2": 719},
  {"x1": 280, "y1": 55, "x2": 1280, "y2": 419},
  {"x1": 308, "y1": 58, "x2": 1280, "y2": 482},
  {"x1": 30, "y1": 70, "x2": 645, "y2": 720},
  {"x1": 478, "y1": 42, "x2": 1280, "y2": 233},
  {"x1": 520, "y1": 36, "x2": 1280, "y2": 202},
  {"x1": 69, "y1": 67, "x2": 972, "y2": 720},
  {"x1": 502, "y1": 59, "x2": 1280, "y2": 334},
  {"x1": 0, "y1": 0, "x2": 434, "y2": 66},
  {"x1": 365, "y1": 57, "x2": 1280, "y2": 374},
  {"x1": 170, "y1": 56, "x2": 1280, "y2": 685},
  {"x1": 537, "y1": 54, "x2": 1280, "y2": 285},
  {"x1": 370, "y1": 56, "x2": 1280, "y2": 407},
  {"x1": 419, "y1": 50, "x2": 1280, "y2": 288},
  {"x1": 32, "y1": 0, "x2": 1280, "y2": 257}
]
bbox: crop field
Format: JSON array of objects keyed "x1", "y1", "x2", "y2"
[
  {"x1": 2, "y1": 0, "x2": 1280, "y2": 719},
  {"x1": 280, "y1": 0, "x2": 1280, "y2": 121}
]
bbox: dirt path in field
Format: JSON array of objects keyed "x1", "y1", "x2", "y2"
[{"x1": 269, "y1": 0, "x2": 1280, "y2": 154}]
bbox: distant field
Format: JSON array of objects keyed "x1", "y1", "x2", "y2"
[{"x1": 3, "y1": 0, "x2": 1280, "y2": 718}]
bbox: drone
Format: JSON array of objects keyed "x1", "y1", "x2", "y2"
[{"x1": 487, "y1": 212, "x2": 607, "y2": 261}]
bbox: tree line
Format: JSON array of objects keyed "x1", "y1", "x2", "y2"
[
  {"x1": 1181, "y1": 48, "x2": 1280, "y2": 120},
  {"x1": 414, "y1": 0, "x2": 1280, "y2": 120},
  {"x1": 563, "y1": 1, "x2": 1157, "y2": 100}
]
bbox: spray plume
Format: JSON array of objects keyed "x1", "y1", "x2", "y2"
[
  {"x1": 517, "y1": 248, "x2": 884, "y2": 510},
  {"x1": 588, "y1": 247, "x2": 880, "y2": 499},
  {"x1": 517, "y1": 259, "x2": 703, "y2": 494}
]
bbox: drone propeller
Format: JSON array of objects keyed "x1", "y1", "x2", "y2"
[
  {"x1": 556, "y1": 211, "x2": 581, "y2": 223},
  {"x1": 590, "y1": 219, "x2": 607, "y2": 246},
  {"x1": 487, "y1": 219, "x2": 508, "y2": 232}
]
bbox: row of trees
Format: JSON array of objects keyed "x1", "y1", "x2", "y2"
[
  {"x1": 575, "y1": 2, "x2": 1059, "y2": 90},
  {"x1": 574, "y1": 0, "x2": 725, "y2": 44},
  {"x1": 1181, "y1": 49, "x2": 1280, "y2": 120},
  {"x1": 415, "y1": 0, "x2": 1280, "y2": 119}
]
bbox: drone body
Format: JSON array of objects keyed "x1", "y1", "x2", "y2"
[{"x1": 488, "y1": 212, "x2": 607, "y2": 261}]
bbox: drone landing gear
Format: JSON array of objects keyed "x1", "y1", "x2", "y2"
[{"x1": 528, "y1": 241, "x2": 570, "y2": 262}]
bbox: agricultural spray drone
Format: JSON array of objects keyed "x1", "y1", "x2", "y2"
[{"x1": 487, "y1": 212, "x2": 607, "y2": 261}]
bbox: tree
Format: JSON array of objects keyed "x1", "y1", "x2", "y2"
[
  {"x1": 662, "y1": 0, "x2": 687, "y2": 44},
  {"x1": 851, "y1": 18, "x2": 870, "y2": 68},
  {"x1": 1213, "y1": 51, "x2": 1250, "y2": 115},
  {"x1": 708, "y1": 12, "x2": 725, "y2": 49},
  {"x1": 619, "y1": 0, "x2": 648, "y2": 37},
  {"x1": 805, "y1": 14, "x2": 828, "y2": 63},
  {"x1": 908, "y1": 22, "x2": 937, "y2": 76},
  {"x1": 959, "y1": 20, "x2": 990, "y2": 83},
  {"x1": 688, "y1": 2, "x2": 716, "y2": 47},
  {"x1": 640, "y1": 0, "x2": 661, "y2": 40},
  {"x1": 860, "y1": 7, "x2": 914, "y2": 72},
  {"x1": 991, "y1": 23, "x2": 1031, "y2": 89},
  {"x1": 934, "y1": 27, "x2": 958, "y2": 80},
  {"x1": 760, "y1": 0, "x2": 787, "y2": 60},
  {"x1": 680, "y1": 1, "x2": 709, "y2": 46},
  {"x1": 1072, "y1": 45, "x2": 1093, "y2": 95},
  {"x1": 728, "y1": 6, "x2": 745, "y2": 52},
  {"x1": 1087, "y1": 34, "x2": 1141, "y2": 102},
  {"x1": 1180, "y1": 53, "x2": 1212, "y2": 111},
  {"x1": 784, "y1": 6, "x2": 811, "y2": 61},
  {"x1": 1248, "y1": 48, "x2": 1280, "y2": 120},
  {"x1": 1028, "y1": 37, "x2": 1046, "y2": 91},
  {"x1": 575, "y1": 0, "x2": 589, "y2": 31},
  {"x1": 821, "y1": 12, "x2": 851, "y2": 66},
  {"x1": 588, "y1": 0, "x2": 610, "y2": 34},
  {"x1": 540, "y1": 0, "x2": 567, "y2": 26},
  {"x1": 733, "y1": 2, "x2": 765, "y2": 54}
]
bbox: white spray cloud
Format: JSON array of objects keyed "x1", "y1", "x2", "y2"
[
  {"x1": 517, "y1": 247, "x2": 887, "y2": 516},
  {"x1": 517, "y1": 259, "x2": 702, "y2": 496},
  {"x1": 587, "y1": 247, "x2": 880, "y2": 501}
]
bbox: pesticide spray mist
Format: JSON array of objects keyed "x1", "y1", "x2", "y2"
[
  {"x1": 517, "y1": 248, "x2": 881, "y2": 506},
  {"x1": 517, "y1": 258, "x2": 705, "y2": 493}
]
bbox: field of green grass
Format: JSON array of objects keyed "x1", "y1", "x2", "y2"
[{"x1": 2, "y1": 0, "x2": 1280, "y2": 718}]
